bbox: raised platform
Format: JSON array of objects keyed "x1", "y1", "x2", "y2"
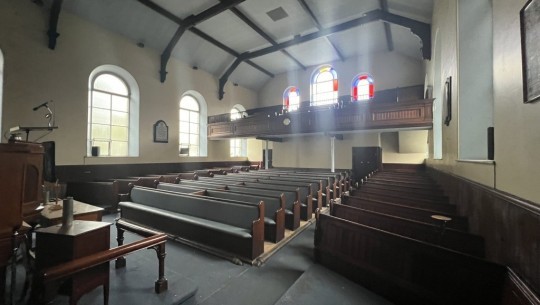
[{"x1": 274, "y1": 264, "x2": 394, "y2": 305}]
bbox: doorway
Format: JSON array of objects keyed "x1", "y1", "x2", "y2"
[{"x1": 262, "y1": 149, "x2": 273, "y2": 168}]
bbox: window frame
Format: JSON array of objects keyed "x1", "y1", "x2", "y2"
[
  {"x1": 179, "y1": 95, "x2": 201, "y2": 157},
  {"x1": 283, "y1": 86, "x2": 300, "y2": 111},
  {"x1": 89, "y1": 72, "x2": 131, "y2": 157},
  {"x1": 310, "y1": 65, "x2": 339, "y2": 106},
  {"x1": 352, "y1": 73, "x2": 374, "y2": 101},
  {"x1": 230, "y1": 105, "x2": 247, "y2": 158}
]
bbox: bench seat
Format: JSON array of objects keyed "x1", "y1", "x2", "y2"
[{"x1": 119, "y1": 186, "x2": 264, "y2": 261}]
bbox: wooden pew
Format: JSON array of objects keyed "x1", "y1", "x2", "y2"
[
  {"x1": 330, "y1": 201, "x2": 484, "y2": 257},
  {"x1": 341, "y1": 195, "x2": 469, "y2": 231},
  {"x1": 175, "y1": 179, "x2": 301, "y2": 230},
  {"x1": 347, "y1": 190, "x2": 455, "y2": 214},
  {"x1": 225, "y1": 186, "x2": 300, "y2": 231},
  {"x1": 230, "y1": 172, "x2": 328, "y2": 208},
  {"x1": 241, "y1": 182, "x2": 312, "y2": 221},
  {"x1": 361, "y1": 180, "x2": 444, "y2": 196},
  {"x1": 193, "y1": 170, "x2": 215, "y2": 177},
  {"x1": 352, "y1": 185, "x2": 449, "y2": 202},
  {"x1": 367, "y1": 176, "x2": 439, "y2": 188},
  {"x1": 196, "y1": 177, "x2": 314, "y2": 220},
  {"x1": 166, "y1": 172, "x2": 199, "y2": 180},
  {"x1": 105, "y1": 177, "x2": 159, "y2": 194},
  {"x1": 119, "y1": 186, "x2": 264, "y2": 261},
  {"x1": 315, "y1": 212, "x2": 510, "y2": 305},
  {"x1": 156, "y1": 183, "x2": 286, "y2": 243},
  {"x1": 66, "y1": 180, "x2": 120, "y2": 212},
  {"x1": 145, "y1": 174, "x2": 181, "y2": 184}
]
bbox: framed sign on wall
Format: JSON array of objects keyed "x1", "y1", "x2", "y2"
[
  {"x1": 520, "y1": 0, "x2": 540, "y2": 103},
  {"x1": 153, "y1": 120, "x2": 168, "y2": 143}
]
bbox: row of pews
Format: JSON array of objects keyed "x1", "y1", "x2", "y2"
[
  {"x1": 112, "y1": 168, "x2": 350, "y2": 264},
  {"x1": 316, "y1": 169, "x2": 539, "y2": 305}
]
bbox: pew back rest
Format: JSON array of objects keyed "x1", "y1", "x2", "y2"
[
  {"x1": 225, "y1": 186, "x2": 295, "y2": 210},
  {"x1": 205, "y1": 190, "x2": 282, "y2": 213},
  {"x1": 267, "y1": 177, "x2": 320, "y2": 195},
  {"x1": 243, "y1": 183, "x2": 305, "y2": 202},
  {"x1": 66, "y1": 181, "x2": 119, "y2": 210},
  {"x1": 128, "y1": 187, "x2": 260, "y2": 230},
  {"x1": 157, "y1": 183, "x2": 203, "y2": 194}
]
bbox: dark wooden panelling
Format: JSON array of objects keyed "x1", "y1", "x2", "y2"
[
  {"x1": 55, "y1": 161, "x2": 249, "y2": 183},
  {"x1": 383, "y1": 163, "x2": 426, "y2": 172},
  {"x1": 208, "y1": 99, "x2": 433, "y2": 139},
  {"x1": 427, "y1": 167, "x2": 540, "y2": 294}
]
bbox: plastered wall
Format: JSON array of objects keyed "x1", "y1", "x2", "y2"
[
  {"x1": 257, "y1": 52, "x2": 425, "y2": 107},
  {"x1": 0, "y1": 1, "x2": 257, "y2": 165},
  {"x1": 382, "y1": 131, "x2": 427, "y2": 164},
  {"x1": 426, "y1": 0, "x2": 540, "y2": 204}
]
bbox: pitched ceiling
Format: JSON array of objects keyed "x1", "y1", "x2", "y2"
[{"x1": 52, "y1": 0, "x2": 433, "y2": 96}]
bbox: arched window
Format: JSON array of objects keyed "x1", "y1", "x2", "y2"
[
  {"x1": 352, "y1": 74, "x2": 374, "y2": 101},
  {"x1": 230, "y1": 105, "x2": 247, "y2": 157},
  {"x1": 88, "y1": 66, "x2": 139, "y2": 157},
  {"x1": 283, "y1": 86, "x2": 300, "y2": 111},
  {"x1": 179, "y1": 95, "x2": 200, "y2": 156},
  {"x1": 310, "y1": 65, "x2": 338, "y2": 106},
  {"x1": 179, "y1": 90, "x2": 208, "y2": 157}
]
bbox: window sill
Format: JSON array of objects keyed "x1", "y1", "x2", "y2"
[{"x1": 456, "y1": 159, "x2": 495, "y2": 164}]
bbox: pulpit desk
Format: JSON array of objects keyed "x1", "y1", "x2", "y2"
[{"x1": 35, "y1": 220, "x2": 110, "y2": 305}]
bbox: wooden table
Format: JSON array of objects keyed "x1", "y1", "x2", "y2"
[
  {"x1": 40, "y1": 200, "x2": 104, "y2": 227},
  {"x1": 34, "y1": 221, "x2": 111, "y2": 305}
]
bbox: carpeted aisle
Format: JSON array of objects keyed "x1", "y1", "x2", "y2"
[{"x1": 19, "y1": 213, "x2": 394, "y2": 305}]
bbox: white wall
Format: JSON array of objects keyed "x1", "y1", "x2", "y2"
[
  {"x1": 272, "y1": 132, "x2": 380, "y2": 169},
  {"x1": 426, "y1": 0, "x2": 540, "y2": 204},
  {"x1": 0, "y1": 1, "x2": 256, "y2": 165},
  {"x1": 381, "y1": 131, "x2": 427, "y2": 164},
  {"x1": 257, "y1": 51, "x2": 426, "y2": 170},
  {"x1": 258, "y1": 52, "x2": 425, "y2": 107}
]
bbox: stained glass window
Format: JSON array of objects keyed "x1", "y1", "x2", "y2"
[
  {"x1": 283, "y1": 86, "x2": 300, "y2": 111},
  {"x1": 311, "y1": 65, "x2": 338, "y2": 106},
  {"x1": 352, "y1": 74, "x2": 374, "y2": 101}
]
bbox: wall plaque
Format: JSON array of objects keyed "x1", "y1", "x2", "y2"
[{"x1": 153, "y1": 120, "x2": 168, "y2": 143}]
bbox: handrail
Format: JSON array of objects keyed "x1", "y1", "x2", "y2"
[{"x1": 41, "y1": 233, "x2": 167, "y2": 283}]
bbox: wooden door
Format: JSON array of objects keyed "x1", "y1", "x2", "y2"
[{"x1": 352, "y1": 147, "x2": 381, "y2": 184}]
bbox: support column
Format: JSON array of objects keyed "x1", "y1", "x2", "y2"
[
  {"x1": 330, "y1": 136, "x2": 335, "y2": 173},
  {"x1": 264, "y1": 140, "x2": 269, "y2": 169}
]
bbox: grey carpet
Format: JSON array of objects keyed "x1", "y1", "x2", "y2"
[{"x1": 8, "y1": 213, "x2": 394, "y2": 305}]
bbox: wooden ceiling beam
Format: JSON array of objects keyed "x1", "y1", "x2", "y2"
[
  {"x1": 230, "y1": 7, "x2": 306, "y2": 71},
  {"x1": 297, "y1": 0, "x2": 345, "y2": 61},
  {"x1": 219, "y1": 9, "x2": 430, "y2": 99},
  {"x1": 380, "y1": 0, "x2": 394, "y2": 52},
  {"x1": 47, "y1": 0, "x2": 64, "y2": 50},
  {"x1": 139, "y1": 0, "x2": 245, "y2": 82},
  {"x1": 138, "y1": 0, "x2": 272, "y2": 81}
]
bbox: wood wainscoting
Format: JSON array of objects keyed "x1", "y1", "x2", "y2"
[
  {"x1": 56, "y1": 161, "x2": 251, "y2": 183},
  {"x1": 427, "y1": 167, "x2": 540, "y2": 295}
]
